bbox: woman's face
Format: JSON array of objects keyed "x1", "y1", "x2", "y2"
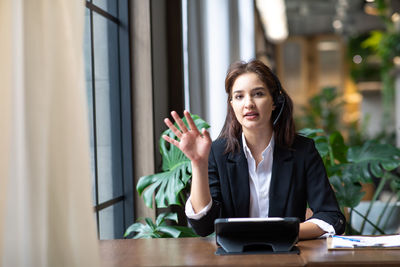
[{"x1": 230, "y1": 72, "x2": 275, "y2": 134}]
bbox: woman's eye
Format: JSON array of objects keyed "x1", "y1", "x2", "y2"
[
  {"x1": 254, "y1": 91, "x2": 264, "y2": 97},
  {"x1": 234, "y1": 95, "x2": 243, "y2": 100}
]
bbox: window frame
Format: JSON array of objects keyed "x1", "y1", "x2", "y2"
[{"x1": 85, "y1": 0, "x2": 134, "y2": 239}]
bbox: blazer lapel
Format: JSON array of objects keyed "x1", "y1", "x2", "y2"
[
  {"x1": 268, "y1": 145, "x2": 294, "y2": 217},
  {"x1": 227, "y1": 142, "x2": 250, "y2": 217}
]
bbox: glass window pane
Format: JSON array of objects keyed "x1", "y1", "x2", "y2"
[
  {"x1": 99, "y1": 202, "x2": 124, "y2": 239},
  {"x1": 83, "y1": 8, "x2": 97, "y2": 206},
  {"x1": 93, "y1": 12, "x2": 123, "y2": 203},
  {"x1": 93, "y1": 0, "x2": 118, "y2": 18}
]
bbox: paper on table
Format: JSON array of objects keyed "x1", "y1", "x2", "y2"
[{"x1": 328, "y1": 235, "x2": 400, "y2": 249}]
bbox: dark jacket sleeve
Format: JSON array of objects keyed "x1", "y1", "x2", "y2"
[
  {"x1": 187, "y1": 143, "x2": 223, "y2": 237},
  {"x1": 305, "y1": 139, "x2": 346, "y2": 234}
]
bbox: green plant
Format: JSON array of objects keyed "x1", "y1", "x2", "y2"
[
  {"x1": 299, "y1": 128, "x2": 400, "y2": 235},
  {"x1": 296, "y1": 87, "x2": 344, "y2": 135},
  {"x1": 124, "y1": 212, "x2": 198, "y2": 238},
  {"x1": 347, "y1": 0, "x2": 400, "y2": 134},
  {"x1": 347, "y1": 33, "x2": 381, "y2": 83},
  {"x1": 297, "y1": 82, "x2": 395, "y2": 148},
  {"x1": 362, "y1": 29, "x2": 400, "y2": 131},
  {"x1": 124, "y1": 114, "x2": 210, "y2": 239}
]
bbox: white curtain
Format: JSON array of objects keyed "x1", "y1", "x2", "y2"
[
  {"x1": 0, "y1": 0, "x2": 100, "y2": 266},
  {"x1": 185, "y1": 0, "x2": 255, "y2": 139}
]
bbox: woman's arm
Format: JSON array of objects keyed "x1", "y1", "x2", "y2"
[
  {"x1": 189, "y1": 160, "x2": 212, "y2": 213},
  {"x1": 299, "y1": 222, "x2": 325, "y2": 240}
]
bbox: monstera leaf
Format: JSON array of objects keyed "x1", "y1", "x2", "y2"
[
  {"x1": 329, "y1": 131, "x2": 348, "y2": 164},
  {"x1": 297, "y1": 128, "x2": 324, "y2": 138},
  {"x1": 298, "y1": 128, "x2": 348, "y2": 171},
  {"x1": 124, "y1": 212, "x2": 198, "y2": 239},
  {"x1": 136, "y1": 114, "x2": 210, "y2": 209},
  {"x1": 330, "y1": 174, "x2": 365, "y2": 209},
  {"x1": 298, "y1": 128, "x2": 328, "y2": 157},
  {"x1": 345, "y1": 141, "x2": 400, "y2": 183}
]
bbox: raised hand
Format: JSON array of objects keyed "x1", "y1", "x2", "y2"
[{"x1": 162, "y1": 110, "x2": 212, "y2": 165}]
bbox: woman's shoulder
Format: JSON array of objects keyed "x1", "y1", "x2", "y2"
[
  {"x1": 211, "y1": 137, "x2": 228, "y2": 151},
  {"x1": 291, "y1": 134, "x2": 315, "y2": 150},
  {"x1": 211, "y1": 137, "x2": 242, "y2": 155}
]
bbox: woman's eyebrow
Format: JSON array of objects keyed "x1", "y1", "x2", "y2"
[{"x1": 233, "y1": 87, "x2": 265, "y2": 94}]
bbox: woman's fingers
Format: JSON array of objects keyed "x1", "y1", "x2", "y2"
[
  {"x1": 162, "y1": 134, "x2": 180, "y2": 147},
  {"x1": 164, "y1": 118, "x2": 183, "y2": 139},
  {"x1": 202, "y1": 128, "x2": 211, "y2": 142},
  {"x1": 171, "y1": 111, "x2": 189, "y2": 133},
  {"x1": 184, "y1": 110, "x2": 199, "y2": 134}
]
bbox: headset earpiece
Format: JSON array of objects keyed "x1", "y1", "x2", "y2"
[
  {"x1": 276, "y1": 94, "x2": 285, "y2": 105},
  {"x1": 273, "y1": 93, "x2": 285, "y2": 126},
  {"x1": 271, "y1": 71, "x2": 286, "y2": 126}
]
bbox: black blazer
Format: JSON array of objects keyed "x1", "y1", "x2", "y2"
[{"x1": 188, "y1": 135, "x2": 346, "y2": 237}]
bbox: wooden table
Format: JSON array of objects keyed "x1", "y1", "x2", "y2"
[
  {"x1": 100, "y1": 237, "x2": 400, "y2": 267},
  {"x1": 300, "y1": 238, "x2": 400, "y2": 267}
]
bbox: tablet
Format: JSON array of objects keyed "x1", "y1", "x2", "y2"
[{"x1": 214, "y1": 217, "x2": 300, "y2": 255}]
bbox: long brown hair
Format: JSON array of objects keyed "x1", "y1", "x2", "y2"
[{"x1": 218, "y1": 59, "x2": 296, "y2": 153}]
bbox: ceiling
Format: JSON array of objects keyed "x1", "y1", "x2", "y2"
[{"x1": 284, "y1": 0, "x2": 400, "y2": 37}]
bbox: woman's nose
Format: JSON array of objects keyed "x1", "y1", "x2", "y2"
[{"x1": 244, "y1": 96, "x2": 255, "y2": 108}]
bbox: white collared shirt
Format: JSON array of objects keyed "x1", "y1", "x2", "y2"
[
  {"x1": 185, "y1": 133, "x2": 335, "y2": 236},
  {"x1": 243, "y1": 132, "x2": 274, "y2": 218}
]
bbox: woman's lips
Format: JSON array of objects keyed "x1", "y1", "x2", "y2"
[{"x1": 244, "y1": 112, "x2": 258, "y2": 120}]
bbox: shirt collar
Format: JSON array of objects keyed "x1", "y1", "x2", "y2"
[{"x1": 242, "y1": 132, "x2": 275, "y2": 159}]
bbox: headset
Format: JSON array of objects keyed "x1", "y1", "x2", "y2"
[{"x1": 271, "y1": 72, "x2": 286, "y2": 126}]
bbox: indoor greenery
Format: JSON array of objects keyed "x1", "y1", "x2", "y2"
[
  {"x1": 299, "y1": 128, "x2": 400, "y2": 235},
  {"x1": 347, "y1": 0, "x2": 400, "y2": 136},
  {"x1": 296, "y1": 86, "x2": 344, "y2": 135},
  {"x1": 298, "y1": 84, "x2": 400, "y2": 235},
  {"x1": 295, "y1": 86, "x2": 367, "y2": 147},
  {"x1": 347, "y1": 32, "x2": 381, "y2": 83},
  {"x1": 124, "y1": 114, "x2": 209, "y2": 238}
]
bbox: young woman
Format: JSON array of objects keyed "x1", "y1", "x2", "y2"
[{"x1": 163, "y1": 59, "x2": 345, "y2": 239}]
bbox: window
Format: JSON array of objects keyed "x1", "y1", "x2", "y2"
[{"x1": 84, "y1": 0, "x2": 134, "y2": 239}]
